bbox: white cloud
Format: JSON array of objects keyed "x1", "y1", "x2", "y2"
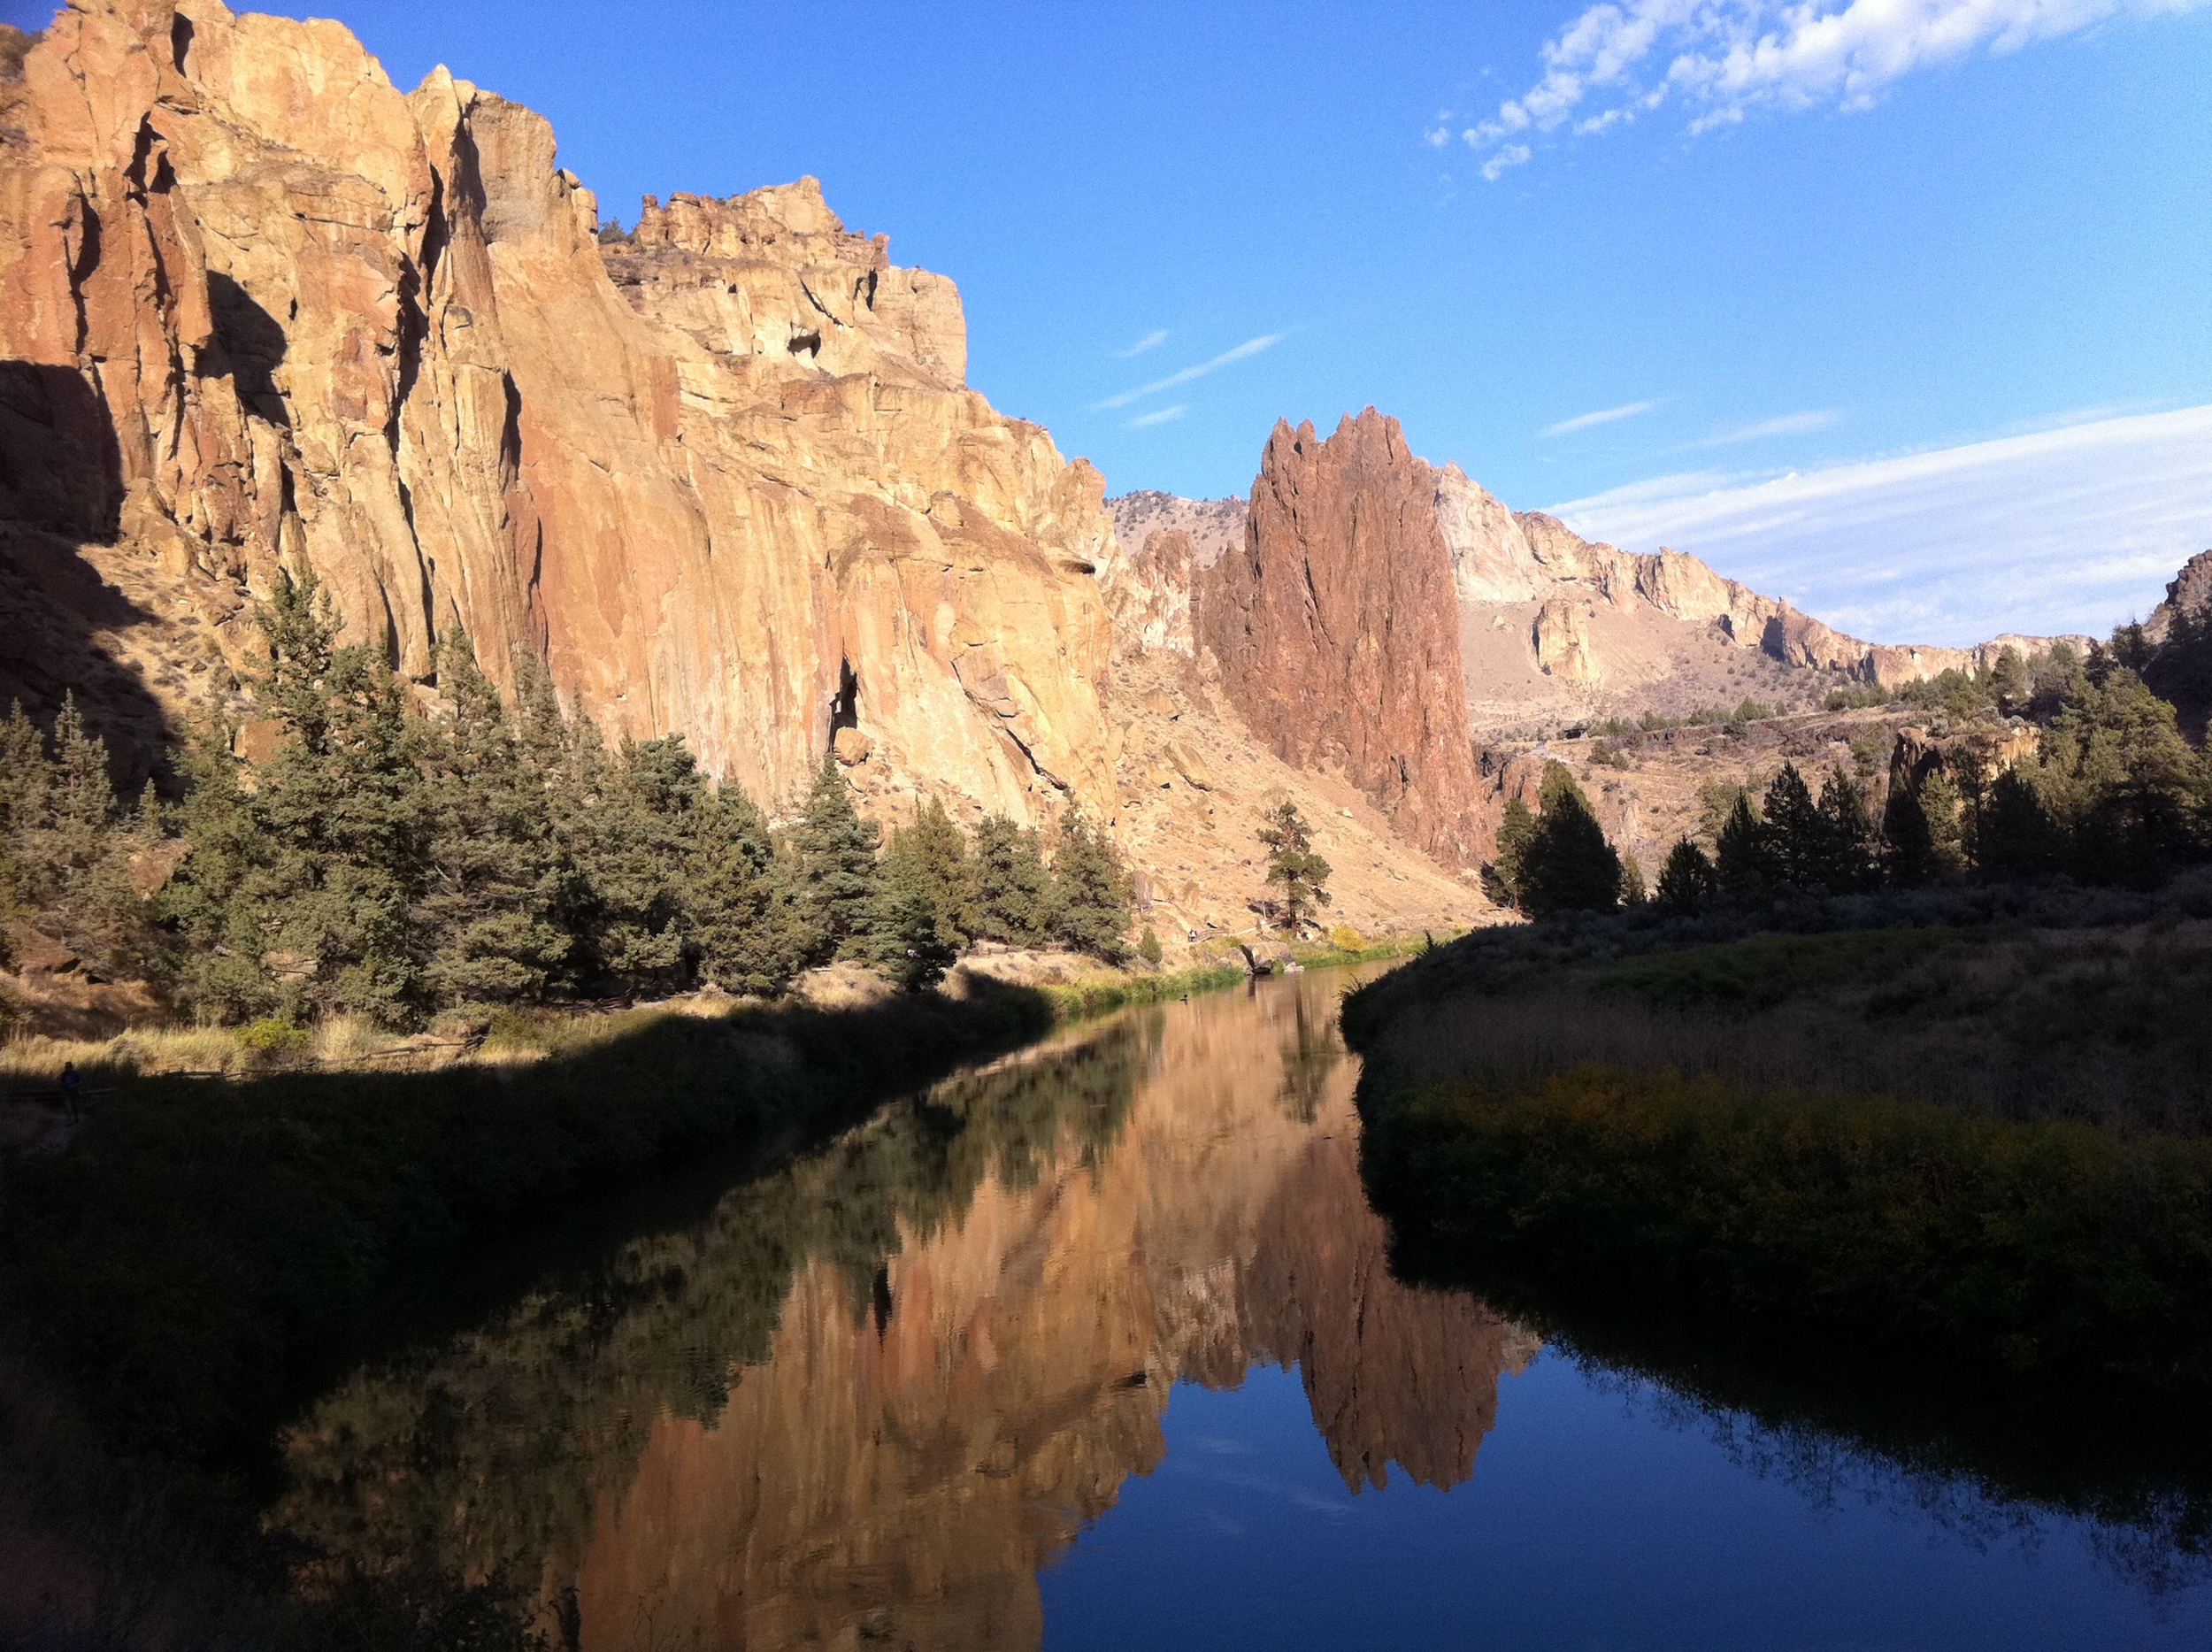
[
  {"x1": 1542, "y1": 398, "x2": 1660, "y2": 436},
  {"x1": 1094, "y1": 334, "x2": 1284, "y2": 410},
  {"x1": 1480, "y1": 142, "x2": 1532, "y2": 181},
  {"x1": 1545, "y1": 404, "x2": 2212, "y2": 644},
  {"x1": 1118, "y1": 328, "x2": 1170, "y2": 358},
  {"x1": 1127, "y1": 403, "x2": 1189, "y2": 428},
  {"x1": 1696, "y1": 409, "x2": 1840, "y2": 446},
  {"x1": 1459, "y1": 0, "x2": 2210, "y2": 177}
]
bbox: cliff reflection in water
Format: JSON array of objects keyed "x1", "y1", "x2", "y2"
[{"x1": 273, "y1": 971, "x2": 1531, "y2": 1649}]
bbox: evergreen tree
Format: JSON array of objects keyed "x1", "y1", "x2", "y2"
[
  {"x1": 971, "y1": 813, "x2": 1052, "y2": 946},
  {"x1": 865, "y1": 798, "x2": 973, "y2": 986},
  {"x1": 1715, "y1": 794, "x2": 1776, "y2": 895},
  {"x1": 1977, "y1": 768, "x2": 2062, "y2": 880},
  {"x1": 1486, "y1": 795, "x2": 1536, "y2": 910},
  {"x1": 687, "y1": 780, "x2": 803, "y2": 995},
  {"x1": 1517, "y1": 789, "x2": 1621, "y2": 919},
  {"x1": 1814, "y1": 767, "x2": 1878, "y2": 892},
  {"x1": 1921, "y1": 772, "x2": 1965, "y2": 875},
  {"x1": 223, "y1": 571, "x2": 434, "y2": 1025},
  {"x1": 1761, "y1": 764, "x2": 1825, "y2": 888},
  {"x1": 419, "y1": 640, "x2": 574, "y2": 1006},
  {"x1": 786, "y1": 755, "x2": 880, "y2": 965},
  {"x1": 1880, "y1": 778, "x2": 1940, "y2": 887},
  {"x1": 1656, "y1": 837, "x2": 1717, "y2": 911},
  {"x1": 1619, "y1": 852, "x2": 1647, "y2": 907},
  {"x1": 561, "y1": 731, "x2": 700, "y2": 994},
  {"x1": 1256, "y1": 801, "x2": 1332, "y2": 935},
  {"x1": 1046, "y1": 811, "x2": 1133, "y2": 958}
]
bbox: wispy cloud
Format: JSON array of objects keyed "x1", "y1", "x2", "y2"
[
  {"x1": 1126, "y1": 403, "x2": 1188, "y2": 428},
  {"x1": 1118, "y1": 328, "x2": 1170, "y2": 358},
  {"x1": 1696, "y1": 409, "x2": 1839, "y2": 447},
  {"x1": 1094, "y1": 334, "x2": 1284, "y2": 410},
  {"x1": 1542, "y1": 398, "x2": 1659, "y2": 437},
  {"x1": 1449, "y1": 0, "x2": 2210, "y2": 179},
  {"x1": 1544, "y1": 404, "x2": 2212, "y2": 644}
]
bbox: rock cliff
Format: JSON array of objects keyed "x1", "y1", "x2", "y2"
[
  {"x1": 0, "y1": 0, "x2": 1112, "y2": 827},
  {"x1": 1192, "y1": 411, "x2": 1494, "y2": 869}
]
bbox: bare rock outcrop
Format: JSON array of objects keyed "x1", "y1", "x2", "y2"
[
  {"x1": 0, "y1": 0, "x2": 1112, "y2": 826},
  {"x1": 1194, "y1": 411, "x2": 1493, "y2": 868}
]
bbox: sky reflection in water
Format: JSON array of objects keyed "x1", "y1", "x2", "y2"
[{"x1": 1046, "y1": 1359, "x2": 2210, "y2": 1651}]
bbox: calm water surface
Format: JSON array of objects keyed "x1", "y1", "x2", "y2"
[{"x1": 277, "y1": 967, "x2": 2212, "y2": 1649}]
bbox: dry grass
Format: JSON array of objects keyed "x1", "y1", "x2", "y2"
[{"x1": 1368, "y1": 923, "x2": 2212, "y2": 1133}]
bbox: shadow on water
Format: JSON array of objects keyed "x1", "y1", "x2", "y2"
[
  {"x1": 0, "y1": 976, "x2": 1160, "y2": 1646},
  {"x1": 1358, "y1": 1110, "x2": 2212, "y2": 1601}
]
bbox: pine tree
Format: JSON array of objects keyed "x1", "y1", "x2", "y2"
[
  {"x1": 1517, "y1": 789, "x2": 1621, "y2": 918},
  {"x1": 787, "y1": 755, "x2": 881, "y2": 966},
  {"x1": 1880, "y1": 778, "x2": 1939, "y2": 887},
  {"x1": 1977, "y1": 768, "x2": 2062, "y2": 880},
  {"x1": 1619, "y1": 852, "x2": 1647, "y2": 907},
  {"x1": 972, "y1": 813, "x2": 1053, "y2": 946},
  {"x1": 419, "y1": 639, "x2": 574, "y2": 1006},
  {"x1": 1715, "y1": 794, "x2": 1775, "y2": 895},
  {"x1": 1761, "y1": 764, "x2": 1825, "y2": 888},
  {"x1": 1256, "y1": 801, "x2": 1332, "y2": 935},
  {"x1": 1814, "y1": 767, "x2": 1878, "y2": 892},
  {"x1": 865, "y1": 798, "x2": 973, "y2": 985},
  {"x1": 1486, "y1": 795, "x2": 1536, "y2": 910},
  {"x1": 228, "y1": 571, "x2": 434, "y2": 1025},
  {"x1": 1921, "y1": 772, "x2": 1965, "y2": 875},
  {"x1": 1656, "y1": 837, "x2": 1717, "y2": 911},
  {"x1": 1046, "y1": 811, "x2": 1133, "y2": 958},
  {"x1": 687, "y1": 780, "x2": 805, "y2": 995}
]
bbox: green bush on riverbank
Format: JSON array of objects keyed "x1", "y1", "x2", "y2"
[{"x1": 1357, "y1": 1064, "x2": 2212, "y2": 1390}]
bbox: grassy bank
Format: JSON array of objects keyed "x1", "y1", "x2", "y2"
[
  {"x1": 1343, "y1": 899, "x2": 2212, "y2": 1393},
  {"x1": 1356, "y1": 1064, "x2": 2212, "y2": 1390},
  {"x1": 0, "y1": 981, "x2": 1060, "y2": 1458}
]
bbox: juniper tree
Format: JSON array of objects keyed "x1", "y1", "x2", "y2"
[
  {"x1": 1715, "y1": 794, "x2": 1776, "y2": 895},
  {"x1": 419, "y1": 639, "x2": 574, "y2": 1006},
  {"x1": 971, "y1": 813, "x2": 1052, "y2": 946},
  {"x1": 865, "y1": 798, "x2": 972, "y2": 985},
  {"x1": 1976, "y1": 769, "x2": 2062, "y2": 880},
  {"x1": 227, "y1": 571, "x2": 434, "y2": 1025},
  {"x1": 1046, "y1": 811, "x2": 1133, "y2": 958},
  {"x1": 1517, "y1": 789, "x2": 1621, "y2": 918},
  {"x1": 1761, "y1": 765, "x2": 1825, "y2": 889},
  {"x1": 1880, "y1": 778, "x2": 1939, "y2": 887},
  {"x1": 1256, "y1": 801, "x2": 1332, "y2": 936},
  {"x1": 687, "y1": 780, "x2": 805, "y2": 995},
  {"x1": 787, "y1": 755, "x2": 881, "y2": 965},
  {"x1": 1656, "y1": 837, "x2": 1717, "y2": 911},
  {"x1": 1814, "y1": 767, "x2": 1878, "y2": 892},
  {"x1": 1486, "y1": 795, "x2": 1536, "y2": 910}
]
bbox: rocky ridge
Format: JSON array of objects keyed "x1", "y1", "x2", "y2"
[{"x1": 0, "y1": 0, "x2": 1112, "y2": 832}]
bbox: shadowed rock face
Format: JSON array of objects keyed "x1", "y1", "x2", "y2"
[
  {"x1": 0, "y1": 0, "x2": 1112, "y2": 824},
  {"x1": 1194, "y1": 410, "x2": 1495, "y2": 868}
]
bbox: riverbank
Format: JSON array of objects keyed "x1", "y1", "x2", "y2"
[
  {"x1": 1343, "y1": 903, "x2": 2212, "y2": 1392},
  {"x1": 0, "y1": 980, "x2": 1065, "y2": 1460}
]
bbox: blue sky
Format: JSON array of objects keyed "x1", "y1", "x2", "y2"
[{"x1": 12, "y1": 0, "x2": 2209, "y2": 642}]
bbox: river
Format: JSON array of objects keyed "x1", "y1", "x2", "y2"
[{"x1": 267, "y1": 965, "x2": 2212, "y2": 1649}]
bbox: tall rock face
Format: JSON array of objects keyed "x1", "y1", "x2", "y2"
[
  {"x1": 0, "y1": 0, "x2": 1112, "y2": 825},
  {"x1": 1194, "y1": 411, "x2": 1492, "y2": 867}
]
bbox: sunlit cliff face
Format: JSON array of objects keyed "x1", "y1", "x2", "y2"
[{"x1": 269, "y1": 972, "x2": 1533, "y2": 1651}]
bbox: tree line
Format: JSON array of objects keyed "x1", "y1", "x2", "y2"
[
  {"x1": 0, "y1": 574, "x2": 1134, "y2": 1026},
  {"x1": 1486, "y1": 638, "x2": 2212, "y2": 919}
]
